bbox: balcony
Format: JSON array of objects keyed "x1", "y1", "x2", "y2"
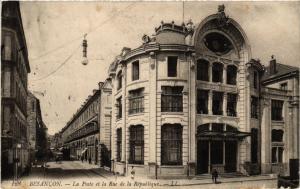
[{"x1": 65, "y1": 121, "x2": 99, "y2": 143}]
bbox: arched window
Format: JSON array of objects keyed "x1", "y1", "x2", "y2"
[
  {"x1": 212, "y1": 62, "x2": 223, "y2": 83},
  {"x1": 117, "y1": 71, "x2": 122, "y2": 90},
  {"x1": 197, "y1": 124, "x2": 210, "y2": 133},
  {"x1": 197, "y1": 59, "x2": 209, "y2": 81},
  {"x1": 227, "y1": 65, "x2": 237, "y2": 85},
  {"x1": 161, "y1": 124, "x2": 182, "y2": 165},
  {"x1": 129, "y1": 125, "x2": 144, "y2": 164},
  {"x1": 116, "y1": 128, "x2": 122, "y2": 162}
]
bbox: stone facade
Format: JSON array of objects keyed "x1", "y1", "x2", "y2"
[
  {"x1": 61, "y1": 80, "x2": 112, "y2": 167},
  {"x1": 27, "y1": 92, "x2": 48, "y2": 163},
  {"x1": 107, "y1": 6, "x2": 299, "y2": 178},
  {"x1": 1, "y1": 2, "x2": 31, "y2": 179}
]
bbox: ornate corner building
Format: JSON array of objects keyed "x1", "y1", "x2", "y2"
[{"x1": 107, "y1": 6, "x2": 299, "y2": 177}]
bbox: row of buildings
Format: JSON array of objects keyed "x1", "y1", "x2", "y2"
[
  {"x1": 56, "y1": 5, "x2": 299, "y2": 178},
  {"x1": 1, "y1": 2, "x2": 48, "y2": 179}
]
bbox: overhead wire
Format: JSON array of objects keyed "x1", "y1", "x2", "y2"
[
  {"x1": 32, "y1": 44, "x2": 81, "y2": 81},
  {"x1": 30, "y1": 2, "x2": 136, "y2": 81},
  {"x1": 30, "y1": 2, "x2": 136, "y2": 62}
]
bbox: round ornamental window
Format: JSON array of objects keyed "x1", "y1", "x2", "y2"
[{"x1": 203, "y1": 32, "x2": 233, "y2": 55}]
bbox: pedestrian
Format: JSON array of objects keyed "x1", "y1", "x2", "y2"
[
  {"x1": 88, "y1": 157, "x2": 91, "y2": 164},
  {"x1": 211, "y1": 168, "x2": 218, "y2": 183},
  {"x1": 130, "y1": 166, "x2": 135, "y2": 180},
  {"x1": 81, "y1": 155, "x2": 84, "y2": 163}
]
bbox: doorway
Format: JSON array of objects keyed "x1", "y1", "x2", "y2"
[
  {"x1": 197, "y1": 140, "x2": 209, "y2": 174},
  {"x1": 225, "y1": 141, "x2": 237, "y2": 172}
]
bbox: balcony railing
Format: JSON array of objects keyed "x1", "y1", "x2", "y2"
[{"x1": 65, "y1": 122, "x2": 99, "y2": 143}]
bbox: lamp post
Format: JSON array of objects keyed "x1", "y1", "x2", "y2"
[{"x1": 14, "y1": 143, "x2": 21, "y2": 181}]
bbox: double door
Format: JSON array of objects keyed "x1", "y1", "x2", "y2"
[{"x1": 196, "y1": 140, "x2": 237, "y2": 174}]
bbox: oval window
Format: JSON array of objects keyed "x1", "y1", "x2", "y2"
[{"x1": 203, "y1": 32, "x2": 233, "y2": 55}]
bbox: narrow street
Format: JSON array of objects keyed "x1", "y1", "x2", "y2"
[{"x1": 28, "y1": 161, "x2": 112, "y2": 179}]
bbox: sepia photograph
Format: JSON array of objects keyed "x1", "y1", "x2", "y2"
[{"x1": 1, "y1": 1, "x2": 299, "y2": 189}]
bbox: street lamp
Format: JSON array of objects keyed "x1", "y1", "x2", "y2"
[{"x1": 82, "y1": 34, "x2": 88, "y2": 66}]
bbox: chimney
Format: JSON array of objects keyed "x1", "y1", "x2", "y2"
[
  {"x1": 98, "y1": 82, "x2": 104, "y2": 89},
  {"x1": 269, "y1": 55, "x2": 277, "y2": 75}
]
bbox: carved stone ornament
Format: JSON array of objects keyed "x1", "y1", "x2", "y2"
[
  {"x1": 149, "y1": 52, "x2": 156, "y2": 69},
  {"x1": 142, "y1": 34, "x2": 151, "y2": 44},
  {"x1": 217, "y1": 4, "x2": 230, "y2": 28}
]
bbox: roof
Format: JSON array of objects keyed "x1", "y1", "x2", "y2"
[{"x1": 262, "y1": 63, "x2": 299, "y2": 83}]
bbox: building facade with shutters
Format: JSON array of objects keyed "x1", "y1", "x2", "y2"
[
  {"x1": 61, "y1": 80, "x2": 112, "y2": 167},
  {"x1": 108, "y1": 5, "x2": 299, "y2": 178},
  {"x1": 1, "y1": 2, "x2": 31, "y2": 179}
]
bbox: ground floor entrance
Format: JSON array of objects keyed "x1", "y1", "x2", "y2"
[{"x1": 197, "y1": 140, "x2": 237, "y2": 174}]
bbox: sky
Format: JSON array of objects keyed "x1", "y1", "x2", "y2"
[{"x1": 20, "y1": 1, "x2": 300, "y2": 135}]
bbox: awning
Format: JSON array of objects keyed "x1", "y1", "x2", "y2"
[
  {"x1": 81, "y1": 148, "x2": 88, "y2": 154},
  {"x1": 196, "y1": 130, "x2": 251, "y2": 140}
]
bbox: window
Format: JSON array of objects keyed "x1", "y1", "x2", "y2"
[
  {"x1": 116, "y1": 128, "x2": 122, "y2": 162},
  {"x1": 203, "y1": 32, "x2": 233, "y2": 55},
  {"x1": 129, "y1": 88, "x2": 144, "y2": 114},
  {"x1": 227, "y1": 93, "x2": 237, "y2": 117},
  {"x1": 117, "y1": 71, "x2": 122, "y2": 90},
  {"x1": 212, "y1": 91, "x2": 223, "y2": 115},
  {"x1": 280, "y1": 83, "x2": 287, "y2": 91},
  {"x1": 197, "y1": 90, "x2": 208, "y2": 114},
  {"x1": 272, "y1": 147, "x2": 283, "y2": 163},
  {"x1": 197, "y1": 124, "x2": 210, "y2": 133},
  {"x1": 251, "y1": 128, "x2": 258, "y2": 163},
  {"x1": 197, "y1": 59, "x2": 209, "y2": 81},
  {"x1": 129, "y1": 125, "x2": 144, "y2": 164},
  {"x1": 132, "y1": 61, "x2": 139, "y2": 81},
  {"x1": 212, "y1": 62, "x2": 223, "y2": 83},
  {"x1": 253, "y1": 71, "x2": 258, "y2": 89},
  {"x1": 271, "y1": 100, "x2": 283, "y2": 121},
  {"x1": 161, "y1": 124, "x2": 182, "y2": 165},
  {"x1": 2, "y1": 35, "x2": 12, "y2": 61},
  {"x1": 167, "y1": 56, "x2": 177, "y2": 77},
  {"x1": 161, "y1": 86, "x2": 183, "y2": 112},
  {"x1": 32, "y1": 101, "x2": 35, "y2": 112},
  {"x1": 227, "y1": 65, "x2": 237, "y2": 85},
  {"x1": 116, "y1": 97, "x2": 122, "y2": 119},
  {"x1": 212, "y1": 123, "x2": 224, "y2": 132},
  {"x1": 251, "y1": 96, "x2": 258, "y2": 119},
  {"x1": 272, "y1": 130, "x2": 283, "y2": 142}
]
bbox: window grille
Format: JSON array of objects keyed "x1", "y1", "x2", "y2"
[
  {"x1": 271, "y1": 100, "x2": 283, "y2": 121},
  {"x1": 129, "y1": 125, "x2": 144, "y2": 164},
  {"x1": 129, "y1": 88, "x2": 144, "y2": 114}
]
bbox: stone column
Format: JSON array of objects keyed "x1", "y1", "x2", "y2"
[
  {"x1": 148, "y1": 52, "x2": 157, "y2": 176},
  {"x1": 208, "y1": 90, "x2": 213, "y2": 115},
  {"x1": 223, "y1": 93, "x2": 227, "y2": 116},
  {"x1": 189, "y1": 53, "x2": 196, "y2": 176},
  {"x1": 209, "y1": 62, "x2": 212, "y2": 82},
  {"x1": 261, "y1": 98, "x2": 271, "y2": 174},
  {"x1": 223, "y1": 65, "x2": 227, "y2": 84}
]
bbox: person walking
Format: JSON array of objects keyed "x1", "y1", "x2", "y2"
[
  {"x1": 130, "y1": 166, "x2": 135, "y2": 180},
  {"x1": 212, "y1": 168, "x2": 218, "y2": 183}
]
